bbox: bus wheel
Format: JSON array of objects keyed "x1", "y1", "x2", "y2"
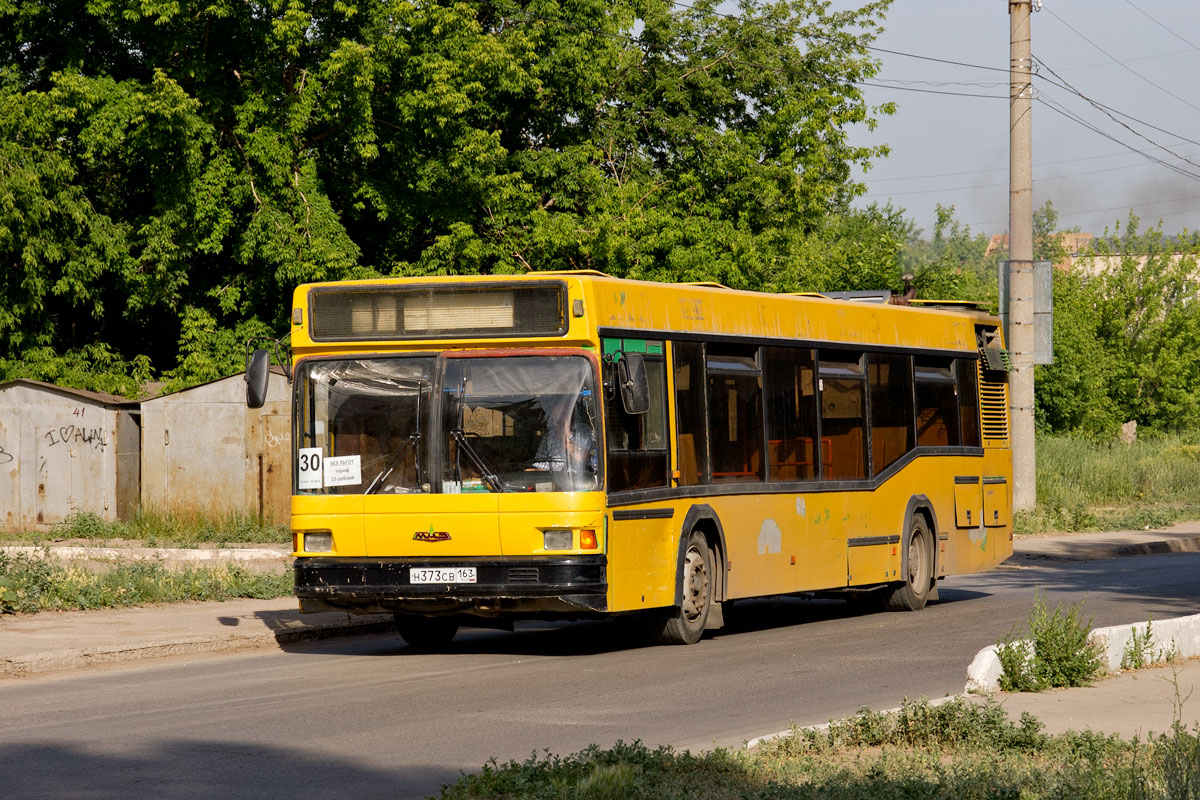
[
  {"x1": 885, "y1": 515, "x2": 933, "y2": 612},
  {"x1": 394, "y1": 614, "x2": 460, "y2": 648},
  {"x1": 649, "y1": 532, "x2": 712, "y2": 645}
]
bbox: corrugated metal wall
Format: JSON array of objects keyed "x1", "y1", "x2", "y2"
[
  {"x1": 140, "y1": 372, "x2": 292, "y2": 522},
  {"x1": 0, "y1": 382, "x2": 133, "y2": 530}
]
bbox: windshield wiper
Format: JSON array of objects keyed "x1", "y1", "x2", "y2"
[
  {"x1": 365, "y1": 432, "x2": 421, "y2": 494},
  {"x1": 450, "y1": 429, "x2": 506, "y2": 493}
]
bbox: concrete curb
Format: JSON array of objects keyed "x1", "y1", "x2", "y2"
[
  {"x1": 0, "y1": 614, "x2": 395, "y2": 678},
  {"x1": 1005, "y1": 534, "x2": 1200, "y2": 566},
  {"x1": 965, "y1": 612, "x2": 1200, "y2": 693}
]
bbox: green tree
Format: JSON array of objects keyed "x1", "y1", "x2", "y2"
[
  {"x1": 0, "y1": 0, "x2": 899, "y2": 392},
  {"x1": 1036, "y1": 213, "x2": 1200, "y2": 433}
]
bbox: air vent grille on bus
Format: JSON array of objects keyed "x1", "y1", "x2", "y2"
[
  {"x1": 507, "y1": 567, "x2": 540, "y2": 584},
  {"x1": 977, "y1": 358, "x2": 1010, "y2": 447}
]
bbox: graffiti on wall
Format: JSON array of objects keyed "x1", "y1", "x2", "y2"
[
  {"x1": 0, "y1": 444, "x2": 12, "y2": 465},
  {"x1": 41, "y1": 407, "x2": 109, "y2": 452},
  {"x1": 44, "y1": 425, "x2": 109, "y2": 451}
]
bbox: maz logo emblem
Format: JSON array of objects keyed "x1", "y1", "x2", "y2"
[{"x1": 414, "y1": 526, "x2": 451, "y2": 542}]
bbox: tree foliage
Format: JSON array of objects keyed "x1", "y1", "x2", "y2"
[
  {"x1": 1037, "y1": 214, "x2": 1200, "y2": 434},
  {"x1": 0, "y1": 0, "x2": 901, "y2": 393}
]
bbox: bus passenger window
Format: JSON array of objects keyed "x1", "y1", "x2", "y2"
[
  {"x1": 915, "y1": 357, "x2": 959, "y2": 447},
  {"x1": 869, "y1": 354, "x2": 914, "y2": 474},
  {"x1": 707, "y1": 344, "x2": 764, "y2": 484},
  {"x1": 958, "y1": 358, "x2": 982, "y2": 448},
  {"x1": 763, "y1": 347, "x2": 818, "y2": 481},
  {"x1": 604, "y1": 343, "x2": 669, "y2": 492},
  {"x1": 673, "y1": 341, "x2": 709, "y2": 486},
  {"x1": 819, "y1": 352, "x2": 867, "y2": 481}
]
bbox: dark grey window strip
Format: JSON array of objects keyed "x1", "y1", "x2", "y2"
[
  {"x1": 849, "y1": 535, "x2": 901, "y2": 547},
  {"x1": 983, "y1": 476, "x2": 1007, "y2": 485},
  {"x1": 611, "y1": 508, "x2": 675, "y2": 521},
  {"x1": 954, "y1": 476, "x2": 981, "y2": 484},
  {"x1": 310, "y1": 280, "x2": 569, "y2": 342},
  {"x1": 596, "y1": 327, "x2": 978, "y2": 360}
]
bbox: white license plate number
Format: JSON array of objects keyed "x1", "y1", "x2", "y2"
[{"x1": 410, "y1": 567, "x2": 477, "y2": 584}]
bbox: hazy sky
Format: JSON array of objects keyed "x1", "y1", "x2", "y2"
[{"x1": 829, "y1": 0, "x2": 1200, "y2": 239}]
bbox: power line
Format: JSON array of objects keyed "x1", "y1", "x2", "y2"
[
  {"x1": 1036, "y1": 93, "x2": 1200, "y2": 182},
  {"x1": 863, "y1": 150, "x2": 1200, "y2": 199},
  {"x1": 1043, "y1": 5, "x2": 1200, "y2": 115},
  {"x1": 966, "y1": 203, "x2": 1200, "y2": 231},
  {"x1": 856, "y1": 81, "x2": 1006, "y2": 100},
  {"x1": 1035, "y1": 59, "x2": 1200, "y2": 176},
  {"x1": 1035, "y1": 58, "x2": 1200, "y2": 149},
  {"x1": 1121, "y1": 0, "x2": 1200, "y2": 54},
  {"x1": 866, "y1": 144, "x2": 1200, "y2": 184},
  {"x1": 661, "y1": 0, "x2": 1009, "y2": 74}
]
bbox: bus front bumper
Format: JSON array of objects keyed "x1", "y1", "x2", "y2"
[{"x1": 293, "y1": 556, "x2": 608, "y2": 618}]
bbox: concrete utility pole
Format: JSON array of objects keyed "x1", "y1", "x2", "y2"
[{"x1": 1009, "y1": 0, "x2": 1036, "y2": 511}]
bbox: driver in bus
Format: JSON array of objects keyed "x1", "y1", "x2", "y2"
[{"x1": 531, "y1": 409, "x2": 597, "y2": 489}]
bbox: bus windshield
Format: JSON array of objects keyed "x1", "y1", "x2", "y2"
[{"x1": 295, "y1": 354, "x2": 599, "y2": 495}]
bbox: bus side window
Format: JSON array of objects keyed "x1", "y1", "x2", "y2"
[
  {"x1": 673, "y1": 341, "x2": 710, "y2": 485},
  {"x1": 818, "y1": 351, "x2": 867, "y2": 481},
  {"x1": 868, "y1": 353, "x2": 914, "y2": 474},
  {"x1": 957, "y1": 358, "x2": 982, "y2": 448},
  {"x1": 915, "y1": 357, "x2": 960, "y2": 447},
  {"x1": 604, "y1": 346, "x2": 669, "y2": 492},
  {"x1": 763, "y1": 346, "x2": 818, "y2": 481},
  {"x1": 706, "y1": 344, "x2": 764, "y2": 483}
]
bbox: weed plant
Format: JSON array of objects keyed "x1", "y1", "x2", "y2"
[
  {"x1": 3, "y1": 508, "x2": 290, "y2": 546},
  {"x1": 440, "y1": 698, "x2": 1200, "y2": 800},
  {"x1": 997, "y1": 593, "x2": 1104, "y2": 692},
  {"x1": 0, "y1": 551, "x2": 290, "y2": 613},
  {"x1": 1018, "y1": 431, "x2": 1200, "y2": 534},
  {"x1": 1122, "y1": 619, "x2": 1180, "y2": 671}
]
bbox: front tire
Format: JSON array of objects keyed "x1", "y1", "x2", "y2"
[
  {"x1": 885, "y1": 515, "x2": 934, "y2": 612},
  {"x1": 648, "y1": 532, "x2": 713, "y2": 645},
  {"x1": 394, "y1": 614, "x2": 460, "y2": 648}
]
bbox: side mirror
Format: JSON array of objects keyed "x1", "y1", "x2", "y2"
[
  {"x1": 617, "y1": 352, "x2": 650, "y2": 415},
  {"x1": 245, "y1": 349, "x2": 271, "y2": 409}
]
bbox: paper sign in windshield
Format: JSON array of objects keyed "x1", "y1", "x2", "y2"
[
  {"x1": 297, "y1": 447, "x2": 323, "y2": 490},
  {"x1": 323, "y1": 455, "x2": 362, "y2": 487}
]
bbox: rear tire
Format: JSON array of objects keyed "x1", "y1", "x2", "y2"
[
  {"x1": 648, "y1": 532, "x2": 713, "y2": 645},
  {"x1": 394, "y1": 614, "x2": 460, "y2": 648},
  {"x1": 885, "y1": 515, "x2": 934, "y2": 612}
]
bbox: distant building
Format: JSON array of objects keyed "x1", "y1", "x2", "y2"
[
  {"x1": 0, "y1": 380, "x2": 140, "y2": 530},
  {"x1": 984, "y1": 232, "x2": 1096, "y2": 270}
]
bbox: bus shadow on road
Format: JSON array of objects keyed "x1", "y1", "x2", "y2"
[{"x1": 281, "y1": 588, "x2": 993, "y2": 658}]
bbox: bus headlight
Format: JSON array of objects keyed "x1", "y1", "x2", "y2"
[
  {"x1": 302, "y1": 530, "x2": 333, "y2": 552},
  {"x1": 543, "y1": 530, "x2": 572, "y2": 550}
]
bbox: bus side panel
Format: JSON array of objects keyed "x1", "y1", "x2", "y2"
[
  {"x1": 713, "y1": 494, "x2": 850, "y2": 600},
  {"x1": 607, "y1": 513, "x2": 678, "y2": 612},
  {"x1": 941, "y1": 452, "x2": 1013, "y2": 576}
]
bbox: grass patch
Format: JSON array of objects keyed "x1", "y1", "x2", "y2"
[
  {"x1": 1017, "y1": 431, "x2": 1200, "y2": 534},
  {"x1": 1, "y1": 508, "x2": 290, "y2": 547},
  {"x1": 0, "y1": 551, "x2": 291, "y2": 613},
  {"x1": 439, "y1": 697, "x2": 1200, "y2": 800}
]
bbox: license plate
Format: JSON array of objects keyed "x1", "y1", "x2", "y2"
[{"x1": 410, "y1": 567, "x2": 477, "y2": 584}]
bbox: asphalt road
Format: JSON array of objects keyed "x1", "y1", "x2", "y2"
[{"x1": 4, "y1": 552, "x2": 1200, "y2": 800}]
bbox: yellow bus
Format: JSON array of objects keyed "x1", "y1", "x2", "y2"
[{"x1": 246, "y1": 271, "x2": 1013, "y2": 646}]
